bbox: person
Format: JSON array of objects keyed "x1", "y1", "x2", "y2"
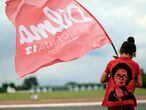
[{"x1": 100, "y1": 37, "x2": 142, "y2": 110}]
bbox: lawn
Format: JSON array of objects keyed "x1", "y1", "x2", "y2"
[{"x1": 0, "y1": 88, "x2": 145, "y2": 101}]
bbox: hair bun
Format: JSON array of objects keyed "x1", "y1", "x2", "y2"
[{"x1": 127, "y1": 37, "x2": 135, "y2": 43}]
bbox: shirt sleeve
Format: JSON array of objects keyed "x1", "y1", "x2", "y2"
[
  {"x1": 104, "y1": 62, "x2": 111, "y2": 75},
  {"x1": 137, "y1": 64, "x2": 141, "y2": 75}
]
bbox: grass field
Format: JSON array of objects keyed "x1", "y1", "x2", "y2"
[{"x1": 0, "y1": 88, "x2": 146, "y2": 101}]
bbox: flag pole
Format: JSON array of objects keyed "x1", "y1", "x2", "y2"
[{"x1": 111, "y1": 42, "x2": 118, "y2": 56}]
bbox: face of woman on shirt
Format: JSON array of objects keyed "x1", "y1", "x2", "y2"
[{"x1": 114, "y1": 68, "x2": 128, "y2": 87}]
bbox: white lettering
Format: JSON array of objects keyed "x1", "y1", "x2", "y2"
[
  {"x1": 66, "y1": 4, "x2": 91, "y2": 23},
  {"x1": 25, "y1": 45, "x2": 37, "y2": 55},
  {"x1": 19, "y1": 25, "x2": 34, "y2": 44},
  {"x1": 19, "y1": 4, "x2": 92, "y2": 44},
  {"x1": 25, "y1": 46, "x2": 32, "y2": 55}
]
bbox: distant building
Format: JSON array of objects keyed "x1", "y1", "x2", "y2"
[
  {"x1": 7, "y1": 86, "x2": 16, "y2": 93},
  {"x1": 31, "y1": 83, "x2": 106, "y2": 93}
]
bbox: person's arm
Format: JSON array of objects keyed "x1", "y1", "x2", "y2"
[
  {"x1": 135, "y1": 74, "x2": 142, "y2": 87},
  {"x1": 135, "y1": 65, "x2": 142, "y2": 87},
  {"x1": 100, "y1": 62, "x2": 111, "y2": 83},
  {"x1": 100, "y1": 72, "x2": 109, "y2": 83}
]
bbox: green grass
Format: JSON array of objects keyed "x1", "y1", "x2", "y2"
[
  {"x1": 38, "y1": 90, "x2": 104, "y2": 100},
  {"x1": 135, "y1": 88, "x2": 146, "y2": 96},
  {"x1": 0, "y1": 93, "x2": 30, "y2": 101},
  {"x1": 0, "y1": 88, "x2": 145, "y2": 101}
]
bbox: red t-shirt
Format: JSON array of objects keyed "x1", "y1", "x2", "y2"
[{"x1": 102, "y1": 57, "x2": 141, "y2": 107}]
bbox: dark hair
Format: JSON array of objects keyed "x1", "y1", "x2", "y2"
[
  {"x1": 120, "y1": 37, "x2": 136, "y2": 56},
  {"x1": 111, "y1": 63, "x2": 132, "y2": 85}
]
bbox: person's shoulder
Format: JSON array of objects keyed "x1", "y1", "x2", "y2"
[
  {"x1": 109, "y1": 58, "x2": 120, "y2": 63},
  {"x1": 106, "y1": 58, "x2": 119, "y2": 67},
  {"x1": 107, "y1": 59, "x2": 115, "y2": 64},
  {"x1": 130, "y1": 59, "x2": 140, "y2": 70},
  {"x1": 131, "y1": 59, "x2": 140, "y2": 66}
]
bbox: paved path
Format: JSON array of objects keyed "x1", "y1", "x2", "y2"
[
  {"x1": 0, "y1": 102, "x2": 104, "y2": 110},
  {"x1": 0, "y1": 106, "x2": 104, "y2": 110},
  {"x1": 0, "y1": 100, "x2": 146, "y2": 110}
]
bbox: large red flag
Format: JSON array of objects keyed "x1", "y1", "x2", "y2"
[{"x1": 6, "y1": 0, "x2": 111, "y2": 77}]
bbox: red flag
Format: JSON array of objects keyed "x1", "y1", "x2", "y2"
[{"x1": 5, "y1": 0, "x2": 111, "y2": 77}]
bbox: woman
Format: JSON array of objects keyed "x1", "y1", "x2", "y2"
[{"x1": 100, "y1": 37, "x2": 142, "y2": 110}]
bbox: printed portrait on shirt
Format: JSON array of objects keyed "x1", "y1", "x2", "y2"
[{"x1": 108, "y1": 63, "x2": 135, "y2": 101}]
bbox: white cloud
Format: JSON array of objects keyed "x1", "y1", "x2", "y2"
[
  {"x1": 106, "y1": 6, "x2": 135, "y2": 19},
  {"x1": 0, "y1": 57, "x2": 22, "y2": 85},
  {"x1": 0, "y1": 0, "x2": 146, "y2": 86},
  {"x1": 35, "y1": 53, "x2": 111, "y2": 85},
  {"x1": 136, "y1": 16, "x2": 146, "y2": 28},
  {"x1": 136, "y1": 35, "x2": 146, "y2": 45}
]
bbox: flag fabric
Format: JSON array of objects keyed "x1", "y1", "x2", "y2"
[{"x1": 5, "y1": 0, "x2": 111, "y2": 77}]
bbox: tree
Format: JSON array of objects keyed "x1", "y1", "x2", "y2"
[
  {"x1": 2, "y1": 83, "x2": 8, "y2": 90},
  {"x1": 9, "y1": 83, "x2": 16, "y2": 89},
  {"x1": 22, "y1": 76, "x2": 39, "y2": 90},
  {"x1": 65, "y1": 82, "x2": 78, "y2": 86},
  {"x1": 141, "y1": 69, "x2": 146, "y2": 88},
  {"x1": 1, "y1": 83, "x2": 8, "y2": 92}
]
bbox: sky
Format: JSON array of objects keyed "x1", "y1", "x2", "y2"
[{"x1": 0, "y1": 0, "x2": 146, "y2": 86}]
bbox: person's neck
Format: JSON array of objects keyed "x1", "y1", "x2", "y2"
[{"x1": 120, "y1": 54, "x2": 132, "y2": 58}]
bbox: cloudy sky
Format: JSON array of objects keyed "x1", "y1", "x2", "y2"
[{"x1": 0, "y1": 0, "x2": 146, "y2": 86}]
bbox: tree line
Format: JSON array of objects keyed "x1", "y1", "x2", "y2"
[
  {"x1": 0, "y1": 69, "x2": 146, "y2": 93},
  {"x1": 0, "y1": 76, "x2": 39, "y2": 93}
]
